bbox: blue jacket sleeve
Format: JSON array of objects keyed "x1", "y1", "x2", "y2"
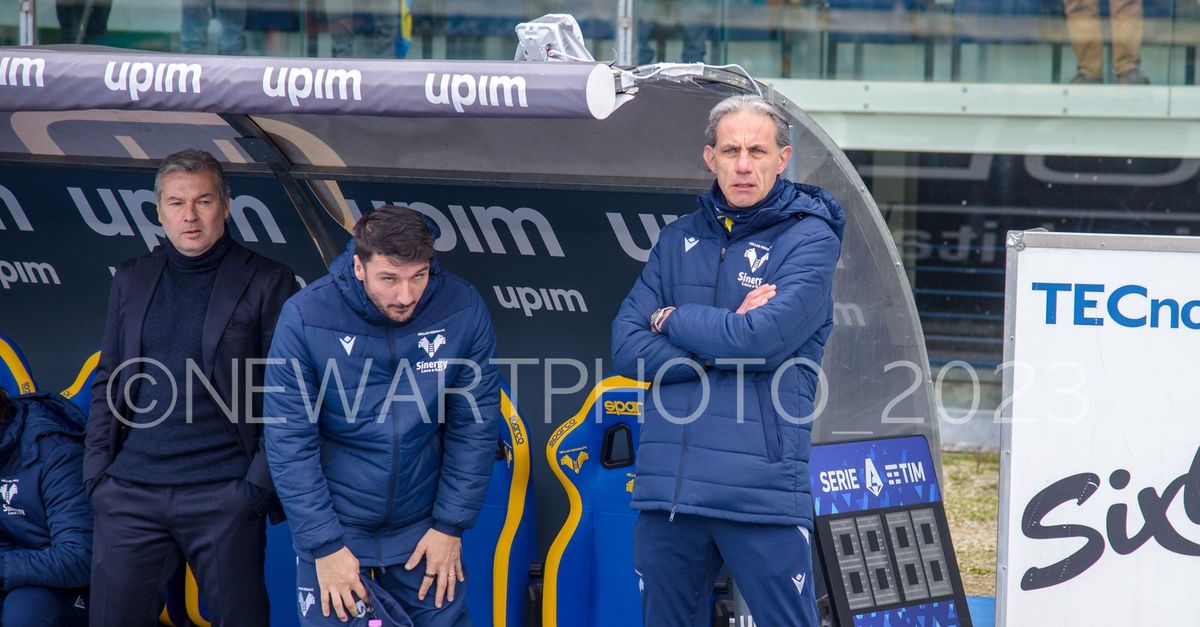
[
  {"x1": 611, "y1": 240, "x2": 702, "y2": 384},
  {"x1": 432, "y1": 296, "x2": 501, "y2": 537},
  {"x1": 263, "y1": 302, "x2": 346, "y2": 558},
  {"x1": 0, "y1": 439, "x2": 93, "y2": 589},
  {"x1": 664, "y1": 228, "x2": 840, "y2": 370}
]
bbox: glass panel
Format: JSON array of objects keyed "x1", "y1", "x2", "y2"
[{"x1": 7, "y1": 0, "x2": 1193, "y2": 88}]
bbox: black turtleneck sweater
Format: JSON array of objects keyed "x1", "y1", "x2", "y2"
[{"x1": 106, "y1": 232, "x2": 249, "y2": 485}]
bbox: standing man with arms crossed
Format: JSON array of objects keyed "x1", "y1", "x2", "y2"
[
  {"x1": 263, "y1": 206, "x2": 500, "y2": 626},
  {"x1": 612, "y1": 94, "x2": 844, "y2": 626},
  {"x1": 84, "y1": 149, "x2": 296, "y2": 626}
]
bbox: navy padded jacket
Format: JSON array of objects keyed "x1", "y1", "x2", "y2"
[
  {"x1": 612, "y1": 179, "x2": 845, "y2": 529},
  {"x1": 263, "y1": 242, "x2": 500, "y2": 564},
  {"x1": 0, "y1": 394, "x2": 92, "y2": 589}
]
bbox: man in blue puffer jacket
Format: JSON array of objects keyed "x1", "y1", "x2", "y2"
[
  {"x1": 264, "y1": 206, "x2": 500, "y2": 626},
  {"x1": 0, "y1": 390, "x2": 92, "y2": 627},
  {"x1": 612, "y1": 94, "x2": 845, "y2": 626}
]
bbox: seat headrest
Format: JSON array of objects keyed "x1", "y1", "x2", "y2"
[{"x1": 0, "y1": 332, "x2": 36, "y2": 397}]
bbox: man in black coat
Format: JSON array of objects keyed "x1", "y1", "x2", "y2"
[{"x1": 83, "y1": 149, "x2": 296, "y2": 627}]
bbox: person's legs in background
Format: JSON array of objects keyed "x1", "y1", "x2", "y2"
[
  {"x1": 636, "y1": 0, "x2": 666, "y2": 65},
  {"x1": 56, "y1": 0, "x2": 112, "y2": 44},
  {"x1": 181, "y1": 0, "x2": 213, "y2": 53},
  {"x1": 214, "y1": 0, "x2": 249, "y2": 54},
  {"x1": 1064, "y1": 0, "x2": 1104, "y2": 82},
  {"x1": 1111, "y1": 0, "x2": 1149, "y2": 83},
  {"x1": 360, "y1": 0, "x2": 399, "y2": 59},
  {"x1": 679, "y1": 0, "x2": 714, "y2": 63}
]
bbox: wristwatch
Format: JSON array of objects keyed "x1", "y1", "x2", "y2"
[{"x1": 650, "y1": 306, "x2": 676, "y2": 334}]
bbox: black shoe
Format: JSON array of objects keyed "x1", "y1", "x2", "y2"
[
  {"x1": 1116, "y1": 69, "x2": 1150, "y2": 85},
  {"x1": 1069, "y1": 73, "x2": 1103, "y2": 84}
]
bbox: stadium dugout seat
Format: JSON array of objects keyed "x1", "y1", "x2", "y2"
[
  {"x1": 543, "y1": 375, "x2": 678, "y2": 627},
  {"x1": 461, "y1": 384, "x2": 537, "y2": 627},
  {"x1": 59, "y1": 351, "x2": 99, "y2": 415},
  {"x1": 0, "y1": 332, "x2": 37, "y2": 396}
]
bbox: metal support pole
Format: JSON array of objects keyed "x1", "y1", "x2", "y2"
[
  {"x1": 19, "y1": 0, "x2": 38, "y2": 46},
  {"x1": 616, "y1": 0, "x2": 634, "y2": 66}
]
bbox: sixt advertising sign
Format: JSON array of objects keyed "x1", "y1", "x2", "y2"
[{"x1": 1003, "y1": 234, "x2": 1200, "y2": 626}]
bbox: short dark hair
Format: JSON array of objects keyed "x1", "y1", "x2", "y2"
[
  {"x1": 353, "y1": 205, "x2": 436, "y2": 264},
  {"x1": 154, "y1": 149, "x2": 231, "y2": 203},
  {"x1": 0, "y1": 389, "x2": 12, "y2": 428}
]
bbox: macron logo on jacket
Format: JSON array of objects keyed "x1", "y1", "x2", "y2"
[{"x1": 339, "y1": 335, "x2": 356, "y2": 356}]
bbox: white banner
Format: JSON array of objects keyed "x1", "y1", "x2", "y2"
[
  {"x1": 998, "y1": 232, "x2": 1200, "y2": 626},
  {"x1": 0, "y1": 47, "x2": 623, "y2": 119}
]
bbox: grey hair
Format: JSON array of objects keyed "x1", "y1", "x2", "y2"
[
  {"x1": 704, "y1": 95, "x2": 790, "y2": 149},
  {"x1": 153, "y1": 149, "x2": 231, "y2": 203}
]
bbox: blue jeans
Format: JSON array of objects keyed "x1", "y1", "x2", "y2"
[
  {"x1": 328, "y1": 0, "x2": 400, "y2": 58},
  {"x1": 181, "y1": 0, "x2": 247, "y2": 54},
  {"x1": 636, "y1": 0, "x2": 714, "y2": 64}
]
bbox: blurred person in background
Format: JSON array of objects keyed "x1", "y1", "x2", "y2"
[
  {"x1": 56, "y1": 0, "x2": 112, "y2": 45},
  {"x1": 328, "y1": 0, "x2": 412, "y2": 58},
  {"x1": 1065, "y1": 0, "x2": 1149, "y2": 84},
  {"x1": 637, "y1": 0, "x2": 715, "y2": 64},
  {"x1": 182, "y1": 0, "x2": 249, "y2": 54}
]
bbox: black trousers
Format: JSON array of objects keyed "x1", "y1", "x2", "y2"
[
  {"x1": 89, "y1": 477, "x2": 269, "y2": 627},
  {"x1": 55, "y1": 0, "x2": 112, "y2": 44}
]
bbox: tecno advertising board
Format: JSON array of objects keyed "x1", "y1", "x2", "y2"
[{"x1": 998, "y1": 231, "x2": 1200, "y2": 625}]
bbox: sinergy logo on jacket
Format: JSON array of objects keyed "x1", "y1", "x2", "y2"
[
  {"x1": 416, "y1": 329, "x2": 448, "y2": 374},
  {"x1": 738, "y1": 242, "x2": 771, "y2": 289},
  {"x1": 1, "y1": 479, "x2": 24, "y2": 516}
]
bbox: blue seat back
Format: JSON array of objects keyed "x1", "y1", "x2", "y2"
[
  {"x1": 59, "y1": 351, "x2": 99, "y2": 415},
  {"x1": 542, "y1": 376, "x2": 649, "y2": 627},
  {"x1": 0, "y1": 332, "x2": 37, "y2": 396},
  {"x1": 462, "y1": 384, "x2": 536, "y2": 627}
]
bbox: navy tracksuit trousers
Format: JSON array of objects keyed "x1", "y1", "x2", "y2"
[
  {"x1": 295, "y1": 556, "x2": 469, "y2": 627},
  {"x1": 633, "y1": 511, "x2": 817, "y2": 627},
  {"x1": 0, "y1": 586, "x2": 88, "y2": 627}
]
